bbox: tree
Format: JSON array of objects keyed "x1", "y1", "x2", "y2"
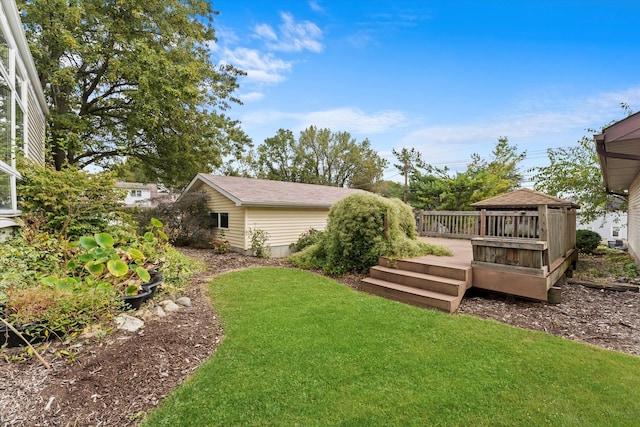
[
  {"x1": 392, "y1": 147, "x2": 425, "y2": 203},
  {"x1": 409, "y1": 137, "x2": 525, "y2": 211},
  {"x1": 252, "y1": 126, "x2": 387, "y2": 189},
  {"x1": 532, "y1": 105, "x2": 634, "y2": 223},
  {"x1": 532, "y1": 134, "x2": 625, "y2": 223},
  {"x1": 465, "y1": 136, "x2": 526, "y2": 203},
  {"x1": 18, "y1": 0, "x2": 250, "y2": 187}
]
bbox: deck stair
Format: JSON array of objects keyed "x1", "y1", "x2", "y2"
[{"x1": 361, "y1": 257, "x2": 472, "y2": 313}]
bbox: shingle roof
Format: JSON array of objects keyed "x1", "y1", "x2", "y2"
[
  {"x1": 471, "y1": 188, "x2": 579, "y2": 209},
  {"x1": 189, "y1": 174, "x2": 366, "y2": 208}
]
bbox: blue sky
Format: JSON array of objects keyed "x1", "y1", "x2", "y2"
[{"x1": 209, "y1": 0, "x2": 640, "y2": 184}]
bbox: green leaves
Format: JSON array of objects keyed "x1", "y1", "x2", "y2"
[
  {"x1": 18, "y1": 0, "x2": 249, "y2": 186},
  {"x1": 251, "y1": 126, "x2": 387, "y2": 190},
  {"x1": 135, "y1": 267, "x2": 151, "y2": 283},
  {"x1": 95, "y1": 233, "x2": 115, "y2": 249},
  {"x1": 107, "y1": 260, "x2": 129, "y2": 277},
  {"x1": 80, "y1": 236, "x2": 98, "y2": 250}
]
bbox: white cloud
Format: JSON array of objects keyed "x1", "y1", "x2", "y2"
[
  {"x1": 240, "y1": 92, "x2": 265, "y2": 103},
  {"x1": 219, "y1": 47, "x2": 292, "y2": 84},
  {"x1": 301, "y1": 108, "x2": 407, "y2": 134},
  {"x1": 241, "y1": 107, "x2": 407, "y2": 135},
  {"x1": 309, "y1": 0, "x2": 325, "y2": 14},
  {"x1": 402, "y1": 87, "x2": 640, "y2": 151},
  {"x1": 255, "y1": 12, "x2": 323, "y2": 53},
  {"x1": 254, "y1": 23, "x2": 277, "y2": 41}
]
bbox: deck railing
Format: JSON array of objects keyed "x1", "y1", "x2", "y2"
[
  {"x1": 417, "y1": 207, "x2": 576, "y2": 265},
  {"x1": 417, "y1": 209, "x2": 540, "y2": 239}
]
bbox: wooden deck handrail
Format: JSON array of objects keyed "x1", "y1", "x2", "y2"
[{"x1": 417, "y1": 207, "x2": 576, "y2": 267}]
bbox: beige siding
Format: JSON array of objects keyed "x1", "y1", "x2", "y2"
[
  {"x1": 194, "y1": 182, "x2": 247, "y2": 251},
  {"x1": 26, "y1": 89, "x2": 46, "y2": 165},
  {"x1": 246, "y1": 207, "x2": 330, "y2": 248},
  {"x1": 628, "y1": 175, "x2": 640, "y2": 263}
]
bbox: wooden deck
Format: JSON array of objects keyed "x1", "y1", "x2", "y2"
[
  {"x1": 417, "y1": 237, "x2": 473, "y2": 267},
  {"x1": 361, "y1": 236, "x2": 577, "y2": 312}
]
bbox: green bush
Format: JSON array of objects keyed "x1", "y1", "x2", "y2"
[
  {"x1": 289, "y1": 193, "x2": 451, "y2": 274},
  {"x1": 17, "y1": 160, "x2": 128, "y2": 239},
  {"x1": 576, "y1": 229, "x2": 601, "y2": 254},
  {"x1": 0, "y1": 217, "x2": 201, "y2": 344},
  {"x1": 290, "y1": 228, "x2": 324, "y2": 253},
  {"x1": 248, "y1": 227, "x2": 271, "y2": 258},
  {"x1": 136, "y1": 191, "x2": 215, "y2": 248}
]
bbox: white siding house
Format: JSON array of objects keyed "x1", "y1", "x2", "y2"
[
  {"x1": 116, "y1": 182, "x2": 159, "y2": 207},
  {"x1": 0, "y1": 0, "x2": 48, "y2": 237},
  {"x1": 180, "y1": 174, "x2": 365, "y2": 257},
  {"x1": 577, "y1": 212, "x2": 627, "y2": 242}
]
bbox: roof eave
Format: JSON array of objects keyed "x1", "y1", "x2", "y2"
[{"x1": 241, "y1": 201, "x2": 333, "y2": 209}]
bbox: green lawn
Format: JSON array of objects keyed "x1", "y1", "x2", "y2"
[{"x1": 143, "y1": 267, "x2": 640, "y2": 426}]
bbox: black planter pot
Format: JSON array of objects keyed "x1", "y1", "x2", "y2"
[
  {"x1": 142, "y1": 273, "x2": 164, "y2": 295},
  {"x1": 0, "y1": 323, "x2": 57, "y2": 348},
  {"x1": 117, "y1": 288, "x2": 153, "y2": 310}
]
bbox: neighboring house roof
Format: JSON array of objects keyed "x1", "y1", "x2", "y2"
[
  {"x1": 182, "y1": 174, "x2": 366, "y2": 208},
  {"x1": 471, "y1": 188, "x2": 579, "y2": 209},
  {"x1": 594, "y1": 111, "x2": 640, "y2": 193},
  {"x1": 116, "y1": 181, "x2": 158, "y2": 191}
]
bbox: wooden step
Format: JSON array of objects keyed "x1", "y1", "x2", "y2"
[
  {"x1": 379, "y1": 257, "x2": 472, "y2": 287},
  {"x1": 360, "y1": 277, "x2": 463, "y2": 313},
  {"x1": 369, "y1": 266, "x2": 465, "y2": 297}
]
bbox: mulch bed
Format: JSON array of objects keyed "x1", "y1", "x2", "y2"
[{"x1": 1, "y1": 249, "x2": 639, "y2": 426}]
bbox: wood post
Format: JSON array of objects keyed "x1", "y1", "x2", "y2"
[
  {"x1": 538, "y1": 205, "x2": 549, "y2": 242},
  {"x1": 480, "y1": 209, "x2": 486, "y2": 237},
  {"x1": 417, "y1": 210, "x2": 424, "y2": 235}
]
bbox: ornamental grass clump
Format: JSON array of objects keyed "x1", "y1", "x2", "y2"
[{"x1": 289, "y1": 193, "x2": 450, "y2": 274}]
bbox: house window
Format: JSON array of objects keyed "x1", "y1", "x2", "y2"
[
  {"x1": 130, "y1": 189, "x2": 142, "y2": 197},
  {"x1": 211, "y1": 212, "x2": 229, "y2": 229},
  {"x1": 0, "y1": 170, "x2": 10, "y2": 210},
  {"x1": 613, "y1": 227, "x2": 620, "y2": 237}
]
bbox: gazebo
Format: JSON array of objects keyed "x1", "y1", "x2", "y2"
[{"x1": 469, "y1": 188, "x2": 579, "y2": 301}]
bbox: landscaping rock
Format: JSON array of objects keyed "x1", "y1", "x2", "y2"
[
  {"x1": 159, "y1": 300, "x2": 181, "y2": 313},
  {"x1": 115, "y1": 314, "x2": 144, "y2": 332},
  {"x1": 176, "y1": 296, "x2": 192, "y2": 307},
  {"x1": 150, "y1": 305, "x2": 167, "y2": 318}
]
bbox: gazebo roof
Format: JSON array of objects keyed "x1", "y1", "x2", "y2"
[{"x1": 471, "y1": 188, "x2": 579, "y2": 209}]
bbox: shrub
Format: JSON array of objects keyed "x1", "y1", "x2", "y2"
[
  {"x1": 0, "y1": 217, "x2": 201, "y2": 344},
  {"x1": 576, "y1": 229, "x2": 601, "y2": 254},
  {"x1": 17, "y1": 160, "x2": 128, "y2": 239},
  {"x1": 290, "y1": 228, "x2": 324, "y2": 253},
  {"x1": 136, "y1": 191, "x2": 215, "y2": 248},
  {"x1": 289, "y1": 193, "x2": 451, "y2": 274},
  {"x1": 248, "y1": 227, "x2": 271, "y2": 258},
  {"x1": 213, "y1": 235, "x2": 230, "y2": 254}
]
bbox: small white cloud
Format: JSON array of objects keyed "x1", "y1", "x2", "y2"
[
  {"x1": 240, "y1": 92, "x2": 265, "y2": 103},
  {"x1": 301, "y1": 108, "x2": 407, "y2": 134},
  {"x1": 219, "y1": 47, "x2": 292, "y2": 84},
  {"x1": 259, "y1": 12, "x2": 323, "y2": 53},
  {"x1": 241, "y1": 107, "x2": 407, "y2": 135},
  {"x1": 309, "y1": 0, "x2": 324, "y2": 13},
  {"x1": 254, "y1": 23, "x2": 277, "y2": 41}
]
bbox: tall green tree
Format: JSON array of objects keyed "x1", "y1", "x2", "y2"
[
  {"x1": 252, "y1": 126, "x2": 387, "y2": 189},
  {"x1": 532, "y1": 134, "x2": 627, "y2": 223},
  {"x1": 465, "y1": 136, "x2": 526, "y2": 203},
  {"x1": 409, "y1": 137, "x2": 525, "y2": 211},
  {"x1": 392, "y1": 147, "x2": 425, "y2": 203},
  {"x1": 18, "y1": 0, "x2": 250, "y2": 187},
  {"x1": 532, "y1": 105, "x2": 634, "y2": 222}
]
